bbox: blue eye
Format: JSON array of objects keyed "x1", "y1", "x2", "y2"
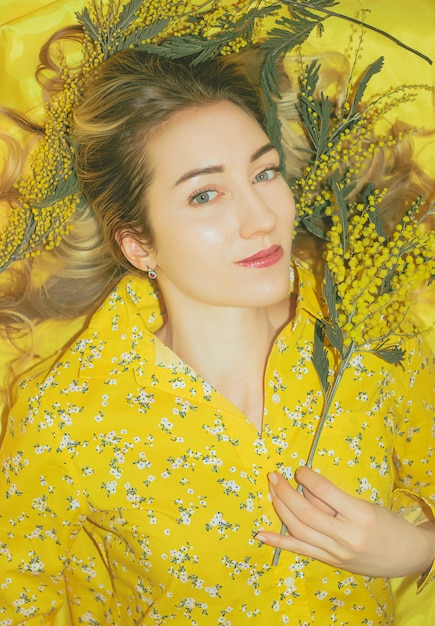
[
  {"x1": 254, "y1": 167, "x2": 280, "y2": 183},
  {"x1": 189, "y1": 189, "x2": 218, "y2": 205}
]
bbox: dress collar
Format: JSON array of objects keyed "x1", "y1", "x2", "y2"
[{"x1": 77, "y1": 262, "x2": 325, "y2": 381}]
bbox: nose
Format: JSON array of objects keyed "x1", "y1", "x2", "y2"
[{"x1": 238, "y1": 185, "x2": 277, "y2": 239}]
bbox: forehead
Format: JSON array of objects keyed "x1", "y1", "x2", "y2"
[{"x1": 146, "y1": 100, "x2": 270, "y2": 180}]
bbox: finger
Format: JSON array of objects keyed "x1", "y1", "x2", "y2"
[
  {"x1": 295, "y1": 467, "x2": 365, "y2": 519},
  {"x1": 268, "y1": 474, "x2": 345, "y2": 554},
  {"x1": 301, "y1": 484, "x2": 337, "y2": 516},
  {"x1": 263, "y1": 478, "x2": 360, "y2": 567},
  {"x1": 255, "y1": 528, "x2": 344, "y2": 566},
  {"x1": 270, "y1": 472, "x2": 337, "y2": 527}
]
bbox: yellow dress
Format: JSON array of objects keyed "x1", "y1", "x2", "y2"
[
  {"x1": 0, "y1": 266, "x2": 433, "y2": 624},
  {"x1": 1, "y1": 2, "x2": 434, "y2": 624}
]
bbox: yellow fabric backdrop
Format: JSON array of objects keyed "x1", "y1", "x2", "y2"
[{"x1": 0, "y1": 1, "x2": 434, "y2": 624}]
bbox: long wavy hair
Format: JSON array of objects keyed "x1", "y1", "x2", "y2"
[
  {"x1": 73, "y1": 49, "x2": 271, "y2": 272},
  {"x1": 0, "y1": 26, "x2": 433, "y2": 392}
]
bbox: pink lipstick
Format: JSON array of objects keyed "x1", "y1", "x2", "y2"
[{"x1": 236, "y1": 245, "x2": 283, "y2": 268}]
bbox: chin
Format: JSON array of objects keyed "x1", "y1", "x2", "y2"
[
  {"x1": 247, "y1": 283, "x2": 290, "y2": 308},
  {"x1": 264, "y1": 272, "x2": 291, "y2": 297}
]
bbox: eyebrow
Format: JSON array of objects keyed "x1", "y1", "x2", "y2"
[{"x1": 173, "y1": 142, "x2": 276, "y2": 187}]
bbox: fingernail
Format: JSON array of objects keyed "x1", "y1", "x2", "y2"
[
  {"x1": 269, "y1": 472, "x2": 278, "y2": 485},
  {"x1": 255, "y1": 533, "x2": 265, "y2": 542}
]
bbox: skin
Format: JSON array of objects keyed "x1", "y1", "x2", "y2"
[
  {"x1": 256, "y1": 468, "x2": 435, "y2": 578},
  {"x1": 130, "y1": 100, "x2": 295, "y2": 310},
  {"x1": 119, "y1": 100, "x2": 435, "y2": 579},
  {"x1": 121, "y1": 100, "x2": 295, "y2": 430}
]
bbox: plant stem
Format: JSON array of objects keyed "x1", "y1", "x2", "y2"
[
  {"x1": 271, "y1": 344, "x2": 355, "y2": 566},
  {"x1": 280, "y1": 1, "x2": 432, "y2": 65}
]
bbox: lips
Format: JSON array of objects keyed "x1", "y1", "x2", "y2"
[{"x1": 236, "y1": 245, "x2": 283, "y2": 268}]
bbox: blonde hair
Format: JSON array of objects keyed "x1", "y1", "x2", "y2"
[
  {"x1": 0, "y1": 39, "x2": 271, "y2": 328},
  {"x1": 73, "y1": 50, "x2": 268, "y2": 272},
  {"x1": 0, "y1": 30, "x2": 433, "y2": 328}
]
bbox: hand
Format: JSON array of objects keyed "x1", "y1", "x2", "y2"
[{"x1": 255, "y1": 467, "x2": 435, "y2": 578}]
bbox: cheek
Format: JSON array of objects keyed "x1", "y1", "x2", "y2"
[
  {"x1": 153, "y1": 218, "x2": 228, "y2": 268},
  {"x1": 193, "y1": 222, "x2": 228, "y2": 246},
  {"x1": 261, "y1": 181, "x2": 295, "y2": 219}
]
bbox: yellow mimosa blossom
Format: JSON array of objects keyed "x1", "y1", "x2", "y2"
[
  {"x1": 325, "y1": 194, "x2": 434, "y2": 352},
  {"x1": 0, "y1": 0, "x2": 279, "y2": 271}
]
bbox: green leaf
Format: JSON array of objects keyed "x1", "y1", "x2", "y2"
[
  {"x1": 372, "y1": 346, "x2": 405, "y2": 364},
  {"x1": 134, "y1": 3, "x2": 279, "y2": 66},
  {"x1": 75, "y1": 7, "x2": 100, "y2": 41},
  {"x1": 260, "y1": 0, "x2": 338, "y2": 97},
  {"x1": 114, "y1": 0, "x2": 144, "y2": 33},
  {"x1": 260, "y1": 73, "x2": 285, "y2": 166},
  {"x1": 295, "y1": 61, "x2": 321, "y2": 146},
  {"x1": 295, "y1": 60, "x2": 334, "y2": 158},
  {"x1": 140, "y1": 36, "x2": 208, "y2": 59},
  {"x1": 324, "y1": 266, "x2": 338, "y2": 320},
  {"x1": 349, "y1": 57, "x2": 384, "y2": 117},
  {"x1": 301, "y1": 215, "x2": 328, "y2": 240},
  {"x1": 264, "y1": 0, "x2": 339, "y2": 56},
  {"x1": 331, "y1": 178, "x2": 349, "y2": 254},
  {"x1": 315, "y1": 94, "x2": 333, "y2": 158},
  {"x1": 123, "y1": 18, "x2": 171, "y2": 49},
  {"x1": 279, "y1": 1, "x2": 432, "y2": 65},
  {"x1": 365, "y1": 184, "x2": 387, "y2": 239},
  {"x1": 381, "y1": 271, "x2": 394, "y2": 295},
  {"x1": 324, "y1": 322, "x2": 342, "y2": 353},
  {"x1": 296, "y1": 60, "x2": 362, "y2": 160},
  {"x1": 322, "y1": 266, "x2": 343, "y2": 354},
  {"x1": 313, "y1": 319, "x2": 330, "y2": 395},
  {"x1": 122, "y1": 18, "x2": 170, "y2": 51},
  {"x1": 260, "y1": 51, "x2": 283, "y2": 98}
]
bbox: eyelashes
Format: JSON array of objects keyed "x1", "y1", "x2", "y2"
[
  {"x1": 187, "y1": 165, "x2": 282, "y2": 207},
  {"x1": 254, "y1": 166, "x2": 282, "y2": 183},
  {"x1": 188, "y1": 188, "x2": 219, "y2": 206}
]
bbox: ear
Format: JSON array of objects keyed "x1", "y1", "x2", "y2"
[{"x1": 117, "y1": 233, "x2": 156, "y2": 272}]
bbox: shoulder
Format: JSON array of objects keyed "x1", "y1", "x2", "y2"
[{"x1": 16, "y1": 275, "x2": 162, "y2": 392}]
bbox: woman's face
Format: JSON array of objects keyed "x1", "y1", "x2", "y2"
[{"x1": 123, "y1": 100, "x2": 296, "y2": 311}]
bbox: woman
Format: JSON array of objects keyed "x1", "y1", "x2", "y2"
[{"x1": 0, "y1": 45, "x2": 434, "y2": 626}]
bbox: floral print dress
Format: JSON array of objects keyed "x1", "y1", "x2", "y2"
[{"x1": 0, "y1": 265, "x2": 434, "y2": 625}]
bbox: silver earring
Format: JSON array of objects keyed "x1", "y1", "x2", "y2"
[{"x1": 147, "y1": 267, "x2": 157, "y2": 280}]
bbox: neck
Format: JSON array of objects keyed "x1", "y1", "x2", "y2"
[
  {"x1": 156, "y1": 293, "x2": 292, "y2": 431},
  {"x1": 160, "y1": 306, "x2": 276, "y2": 377}
]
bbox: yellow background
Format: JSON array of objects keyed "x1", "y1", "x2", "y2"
[{"x1": 0, "y1": 1, "x2": 434, "y2": 624}]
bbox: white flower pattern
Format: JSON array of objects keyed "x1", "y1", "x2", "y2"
[{"x1": 0, "y1": 266, "x2": 433, "y2": 624}]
